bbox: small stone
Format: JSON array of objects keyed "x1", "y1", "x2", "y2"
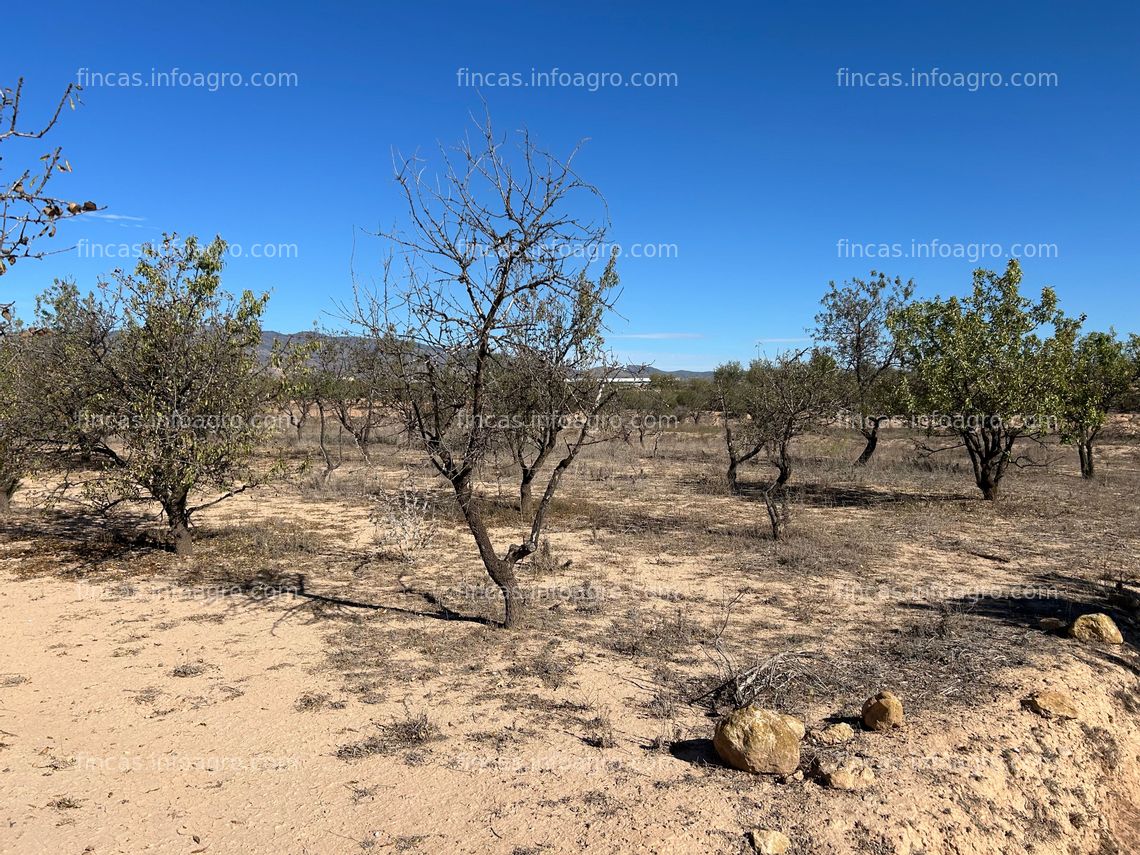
[
  {"x1": 1038, "y1": 617, "x2": 1067, "y2": 632},
  {"x1": 1024, "y1": 690, "x2": 1079, "y2": 720},
  {"x1": 749, "y1": 828, "x2": 790, "y2": 854},
  {"x1": 861, "y1": 691, "x2": 904, "y2": 731},
  {"x1": 812, "y1": 722, "x2": 855, "y2": 745},
  {"x1": 713, "y1": 706, "x2": 804, "y2": 775},
  {"x1": 1068, "y1": 613, "x2": 1123, "y2": 645},
  {"x1": 812, "y1": 757, "x2": 875, "y2": 790}
]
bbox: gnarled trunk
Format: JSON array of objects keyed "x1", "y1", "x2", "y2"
[
  {"x1": 978, "y1": 471, "x2": 1000, "y2": 501},
  {"x1": 773, "y1": 440, "x2": 792, "y2": 487},
  {"x1": 726, "y1": 455, "x2": 740, "y2": 494},
  {"x1": 455, "y1": 476, "x2": 523, "y2": 628},
  {"x1": 0, "y1": 473, "x2": 19, "y2": 514},
  {"x1": 519, "y1": 474, "x2": 535, "y2": 515},
  {"x1": 169, "y1": 513, "x2": 193, "y2": 557},
  {"x1": 164, "y1": 494, "x2": 194, "y2": 557},
  {"x1": 761, "y1": 487, "x2": 788, "y2": 540},
  {"x1": 856, "y1": 422, "x2": 881, "y2": 466},
  {"x1": 963, "y1": 425, "x2": 1013, "y2": 502}
]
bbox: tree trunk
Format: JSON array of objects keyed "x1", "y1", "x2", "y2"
[
  {"x1": 455, "y1": 477, "x2": 523, "y2": 628},
  {"x1": 1078, "y1": 440, "x2": 1095, "y2": 479},
  {"x1": 774, "y1": 448, "x2": 792, "y2": 487},
  {"x1": 964, "y1": 427, "x2": 1010, "y2": 502},
  {"x1": 0, "y1": 474, "x2": 16, "y2": 513},
  {"x1": 856, "y1": 424, "x2": 879, "y2": 466},
  {"x1": 972, "y1": 446, "x2": 1007, "y2": 501},
  {"x1": 761, "y1": 488, "x2": 786, "y2": 540},
  {"x1": 726, "y1": 456, "x2": 740, "y2": 494},
  {"x1": 170, "y1": 515, "x2": 193, "y2": 556}
]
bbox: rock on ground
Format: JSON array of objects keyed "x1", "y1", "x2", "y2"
[
  {"x1": 1024, "y1": 689, "x2": 1080, "y2": 720},
  {"x1": 812, "y1": 722, "x2": 856, "y2": 746},
  {"x1": 861, "y1": 690, "x2": 904, "y2": 731},
  {"x1": 749, "y1": 828, "x2": 791, "y2": 854},
  {"x1": 1068, "y1": 613, "x2": 1124, "y2": 645},
  {"x1": 812, "y1": 757, "x2": 876, "y2": 791},
  {"x1": 713, "y1": 705, "x2": 804, "y2": 775}
]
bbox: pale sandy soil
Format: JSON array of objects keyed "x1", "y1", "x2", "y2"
[{"x1": 2, "y1": 426, "x2": 1139, "y2": 854}]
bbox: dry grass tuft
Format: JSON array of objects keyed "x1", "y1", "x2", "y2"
[{"x1": 336, "y1": 712, "x2": 442, "y2": 761}]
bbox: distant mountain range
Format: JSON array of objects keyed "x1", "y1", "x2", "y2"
[{"x1": 258, "y1": 331, "x2": 716, "y2": 380}]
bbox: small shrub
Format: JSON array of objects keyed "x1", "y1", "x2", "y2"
[
  {"x1": 370, "y1": 478, "x2": 438, "y2": 564},
  {"x1": 171, "y1": 662, "x2": 209, "y2": 678},
  {"x1": 336, "y1": 712, "x2": 441, "y2": 760},
  {"x1": 294, "y1": 692, "x2": 331, "y2": 712},
  {"x1": 583, "y1": 713, "x2": 616, "y2": 748},
  {"x1": 528, "y1": 538, "x2": 562, "y2": 575}
]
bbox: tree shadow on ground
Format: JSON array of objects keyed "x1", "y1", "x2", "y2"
[
  {"x1": 207, "y1": 568, "x2": 496, "y2": 629},
  {"x1": 725, "y1": 480, "x2": 969, "y2": 509},
  {"x1": 0, "y1": 508, "x2": 166, "y2": 570},
  {"x1": 781, "y1": 482, "x2": 974, "y2": 508}
]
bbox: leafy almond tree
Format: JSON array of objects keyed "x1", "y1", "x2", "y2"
[
  {"x1": 0, "y1": 329, "x2": 32, "y2": 511},
  {"x1": 35, "y1": 235, "x2": 274, "y2": 554},
  {"x1": 1059, "y1": 331, "x2": 1138, "y2": 479},
  {"x1": 889, "y1": 259, "x2": 1079, "y2": 500},
  {"x1": 0, "y1": 284, "x2": 115, "y2": 512}
]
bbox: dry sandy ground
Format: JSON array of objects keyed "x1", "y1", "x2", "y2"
[{"x1": 1, "y1": 428, "x2": 1139, "y2": 854}]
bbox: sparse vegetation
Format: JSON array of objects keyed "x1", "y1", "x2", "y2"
[
  {"x1": 25, "y1": 237, "x2": 277, "y2": 553},
  {"x1": 2, "y1": 54, "x2": 1139, "y2": 855}
]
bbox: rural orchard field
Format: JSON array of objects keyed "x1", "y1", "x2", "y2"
[
  {"x1": 3, "y1": 2, "x2": 1140, "y2": 854},
  {"x1": 2, "y1": 420, "x2": 1139, "y2": 853}
]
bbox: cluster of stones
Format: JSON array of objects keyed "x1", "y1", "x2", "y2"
[{"x1": 721, "y1": 612, "x2": 1127, "y2": 850}]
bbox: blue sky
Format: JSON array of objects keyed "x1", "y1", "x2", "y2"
[{"x1": 3, "y1": 0, "x2": 1137, "y2": 370}]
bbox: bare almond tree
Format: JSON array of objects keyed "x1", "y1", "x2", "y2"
[
  {"x1": 2, "y1": 78, "x2": 98, "y2": 299},
  {"x1": 497, "y1": 261, "x2": 620, "y2": 513},
  {"x1": 715, "y1": 350, "x2": 838, "y2": 491},
  {"x1": 305, "y1": 332, "x2": 392, "y2": 461},
  {"x1": 348, "y1": 115, "x2": 619, "y2": 628}
]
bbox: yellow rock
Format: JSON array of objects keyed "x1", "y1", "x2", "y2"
[
  {"x1": 811, "y1": 756, "x2": 876, "y2": 790},
  {"x1": 1068, "y1": 613, "x2": 1123, "y2": 645},
  {"x1": 1024, "y1": 690, "x2": 1079, "y2": 720},
  {"x1": 861, "y1": 690, "x2": 904, "y2": 731},
  {"x1": 713, "y1": 705, "x2": 804, "y2": 775},
  {"x1": 812, "y1": 722, "x2": 855, "y2": 745},
  {"x1": 749, "y1": 828, "x2": 791, "y2": 854}
]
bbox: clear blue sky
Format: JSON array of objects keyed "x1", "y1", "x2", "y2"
[{"x1": 3, "y1": 0, "x2": 1137, "y2": 370}]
